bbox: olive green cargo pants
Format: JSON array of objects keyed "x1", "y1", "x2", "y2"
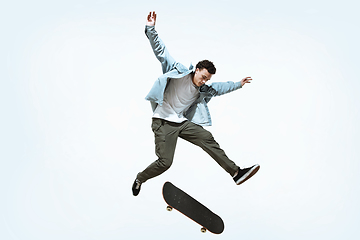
[{"x1": 137, "y1": 118, "x2": 239, "y2": 183}]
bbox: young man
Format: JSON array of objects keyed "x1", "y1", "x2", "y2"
[{"x1": 132, "y1": 11, "x2": 260, "y2": 196}]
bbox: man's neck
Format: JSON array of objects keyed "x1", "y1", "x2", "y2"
[{"x1": 191, "y1": 72, "x2": 195, "y2": 86}]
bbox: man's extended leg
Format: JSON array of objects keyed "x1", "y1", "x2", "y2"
[
  {"x1": 179, "y1": 121, "x2": 259, "y2": 184},
  {"x1": 133, "y1": 119, "x2": 181, "y2": 196}
]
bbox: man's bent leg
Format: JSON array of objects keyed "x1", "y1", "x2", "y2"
[
  {"x1": 179, "y1": 121, "x2": 238, "y2": 177},
  {"x1": 137, "y1": 118, "x2": 180, "y2": 183}
]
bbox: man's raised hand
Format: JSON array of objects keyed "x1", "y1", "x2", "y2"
[
  {"x1": 146, "y1": 11, "x2": 157, "y2": 26},
  {"x1": 241, "y1": 77, "x2": 252, "y2": 86}
]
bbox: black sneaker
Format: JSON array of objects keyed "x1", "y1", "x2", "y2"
[
  {"x1": 132, "y1": 179, "x2": 142, "y2": 196},
  {"x1": 233, "y1": 164, "x2": 260, "y2": 185}
]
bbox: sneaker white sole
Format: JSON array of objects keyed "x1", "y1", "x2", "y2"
[{"x1": 236, "y1": 164, "x2": 260, "y2": 185}]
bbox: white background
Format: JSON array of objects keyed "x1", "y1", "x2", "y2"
[{"x1": 1, "y1": 0, "x2": 359, "y2": 239}]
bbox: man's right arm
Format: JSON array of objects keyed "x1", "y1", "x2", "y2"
[{"x1": 145, "y1": 11, "x2": 176, "y2": 74}]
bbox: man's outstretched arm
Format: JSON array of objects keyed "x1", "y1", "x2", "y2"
[
  {"x1": 145, "y1": 11, "x2": 176, "y2": 74},
  {"x1": 209, "y1": 77, "x2": 253, "y2": 97}
]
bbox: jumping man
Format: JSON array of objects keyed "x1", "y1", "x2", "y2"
[{"x1": 132, "y1": 11, "x2": 260, "y2": 196}]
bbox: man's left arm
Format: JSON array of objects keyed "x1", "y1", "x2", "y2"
[{"x1": 210, "y1": 77, "x2": 252, "y2": 96}]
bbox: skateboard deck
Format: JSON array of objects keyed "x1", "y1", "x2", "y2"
[{"x1": 162, "y1": 181, "x2": 224, "y2": 234}]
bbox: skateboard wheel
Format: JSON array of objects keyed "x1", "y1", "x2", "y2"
[
  {"x1": 166, "y1": 206, "x2": 173, "y2": 211},
  {"x1": 201, "y1": 227, "x2": 206, "y2": 233}
]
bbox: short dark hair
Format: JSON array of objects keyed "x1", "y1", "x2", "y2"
[{"x1": 196, "y1": 60, "x2": 216, "y2": 74}]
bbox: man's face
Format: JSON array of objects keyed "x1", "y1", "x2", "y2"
[{"x1": 192, "y1": 68, "x2": 213, "y2": 87}]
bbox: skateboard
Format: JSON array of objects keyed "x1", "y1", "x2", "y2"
[{"x1": 162, "y1": 181, "x2": 224, "y2": 234}]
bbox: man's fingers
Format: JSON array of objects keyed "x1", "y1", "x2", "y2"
[{"x1": 148, "y1": 11, "x2": 156, "y2": 22}]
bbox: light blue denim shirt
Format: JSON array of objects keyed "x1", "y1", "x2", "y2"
[{"x1": 145, "y1": 25, "x2": 243, "y2": 126}]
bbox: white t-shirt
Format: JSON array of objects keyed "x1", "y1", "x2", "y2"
[{"x1": 153, "y1": 74, "x2": 199, "y2": 123}]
